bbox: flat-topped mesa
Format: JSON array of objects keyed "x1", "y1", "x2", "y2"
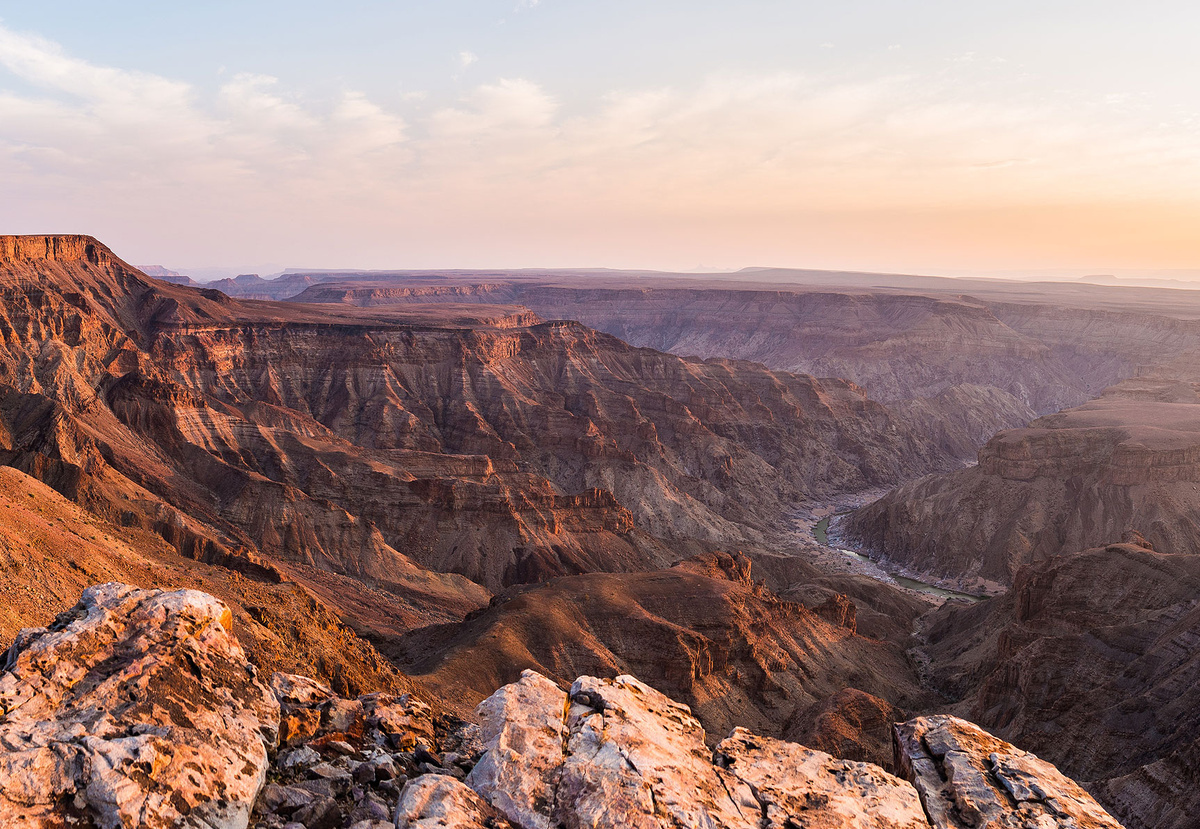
[
  {"x1": 981, "y1": 427, "x2": 1200, "y2": 485},
  {"x1": 0, "y1": 234, "x2": 115, "y2": 266}
]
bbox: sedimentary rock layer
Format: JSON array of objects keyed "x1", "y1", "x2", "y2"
[
  {"x1": 0, "y1": 236, "x2": 960, "y2": 594},
  {"x1": 842, "y1": 371, "x2": 1200, "y2": 587},
  {"x1": 922, "y1": 542, "x2": 1200, "y2": 829}
]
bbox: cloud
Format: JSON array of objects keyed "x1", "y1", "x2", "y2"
[
  {"x1": 458, "y1": 51, "x2": 478, "y2": 70},
  {"x1": 3, "y1": 21, "x2": 1200, "y2": 269}
]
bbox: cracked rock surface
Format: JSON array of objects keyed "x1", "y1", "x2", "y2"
[
  {"x1": 399, "y1": 671, "x2": 939, "y2": 829},
  {"x1": 0, "y1": 582, "x2": 279, "y2": 829},
  {"x1": 894, "y1": 715, "x2": 1124, "y2": 828},
  {"x1": 0, "y1": 582, "x2": 1124, "y2": 829}
]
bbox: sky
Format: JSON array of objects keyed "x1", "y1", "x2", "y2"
[{"x1": 2, "y1": 1, "x2": 1200, "y2": 276}]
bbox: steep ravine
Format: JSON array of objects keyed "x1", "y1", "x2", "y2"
[{"x1": 842, "y1": 368, "x2": 1200, "y2": 589}]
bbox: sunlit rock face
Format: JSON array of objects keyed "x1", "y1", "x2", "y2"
[
  {"x1": 894, "y1": 715, "x2": 1123, "y2": 829},
  {"x1": 0, "y1": 582, "x2": 1126, "y2": 829},
  {"x1": 391, "y1": 670, "x2": 1122, "y2": 829},
  {"x1": 0, "y1": 234, "x2": 962, "y2": 598},
  {"x1": 0, "y1": 583, "x2": 279, "y2": 829}
]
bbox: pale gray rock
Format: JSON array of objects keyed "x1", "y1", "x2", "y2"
[
  {"x1": 717, "y1": 726, "x2": 928, "y2": 829},
  {"x1": 439, "y1": 672, "x2": 1128, "y2": 829},
  {"x1": 396, "y1": 774, "x2": 513, "y2": 828},
  {"x1": 0, "y1": 582, "x2": 279, "y2": 829},
  {"x1": 271, "y1": 671, "x2": 335, "y2": 707},
  {"x1": 557, "y1": 674, "x2": 760, "y2": 829},
  {"x1": 279, "y1": 745, "x2": 322, "y2": 771},
  {"x1": 894, "y1": 715, "x2": 1125, "y2": 829},
  {"x1": 465, "y1": 669, "x2": 568, "y2": 829}
]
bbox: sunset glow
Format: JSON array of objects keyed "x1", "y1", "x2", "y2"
[{"x1": 2, "y1": 2, "x2": 1199, "y2": 274}]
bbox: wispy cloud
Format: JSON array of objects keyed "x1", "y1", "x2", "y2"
[{"x1": 2, "y1": 22, "x2": 1200, "y2": 269}]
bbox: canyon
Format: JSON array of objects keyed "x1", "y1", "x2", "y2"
[
  {"x1": 8, "y1": 234, "x2": 1200, "y2": 826},
  {"x1": 841, "y1": 363, "x2": 1200, "y2": 589}
]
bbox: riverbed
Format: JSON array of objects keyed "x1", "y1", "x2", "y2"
[{"x1": 812, "y1": 516, "x2": 985, "y2": 603}]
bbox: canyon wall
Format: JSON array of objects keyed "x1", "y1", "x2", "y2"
[{"x1": 842, "y1": 371, "x2": 1200, "y2": 588}]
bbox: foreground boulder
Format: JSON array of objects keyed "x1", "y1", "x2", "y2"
[
  {"x1": 0, "y1": 582, "x2": 279, "y2": 829},
  {"x1": 0, "y1": 582, "x2": 1125, "y2": 829},
  {"x1": 894, "y1": 715, "x2": 1124, "y2": 829}
]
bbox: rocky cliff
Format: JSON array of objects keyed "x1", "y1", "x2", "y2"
[
  {"x1": 0, "y1": 583, "x2": 1124, "y2": 828},
  {"x1": 919, "y1": 542, "x2": 1200, "y2": 829},
  {"x1": 281, "y1": 277, "x2": 1200, "y2": 463},
  {"x1": 841, "y1": 370, "x2": 1200, "y2": 588}
]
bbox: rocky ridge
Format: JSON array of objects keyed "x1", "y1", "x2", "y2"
[
  {"x1": 278, "y1": 277, "x2": 1200, "y2": 462},
  {"x1": 0, "y1": 582, "x2": 1123, "y2": 829},
  {"x1": 391, "y1": 551, "x2": 932, "y2": 771}
]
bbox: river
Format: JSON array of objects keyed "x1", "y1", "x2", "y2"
[{"x1": 812, "y1": 516, "x2": 985, "y2": 603}]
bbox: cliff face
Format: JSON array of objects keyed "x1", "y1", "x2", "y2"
[
  {"x1": 921, "y1": 543, "x2": 1200, "y2": 829},
  {"x1": 277, "y1": 278, "x2": 1200, "y2": 456},
  {"x1": 841, "y1": 371, "x2": 1200, "y2": 588},
  {"x1": 0, "y1": 236, "x2": 960, "y2": 595}
]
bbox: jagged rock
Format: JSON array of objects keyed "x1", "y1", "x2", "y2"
[
  {"x1": 894, "y1": 715, "x2": 1124, "y2": 828},
  {"x1": 0, "y1": 582, "x2": 279, "y2": 829},
  {"x1": 259, "y1": 782, "x2": 315, "y2": 816},
  {"x1": 465, "y1": 671, "x2": 925, "y2": 829},
  {"x1": 280, "y1": 707, "x2": 323, "y2": 747},
  {"x1": 556, "y1": 674, "x2": 760, "y2": 828},
  {"x1": 409, "y1": 672, "x2": 1127, "y2": 829},
  {"x1": 396, "y1": 774, "x2": 515, "y2": 828},
  {"x1": 716, "y1": 727, "x2": 928, "y2": 828},
  {"x1": 272, "y1": 672, "x2": 336, "y2": 707},
  {"x1": 361, "y1": 691, "x2": 436, "y2": 745},
  {"x1": 278, "y1": 745, "x2": 322, "y2": 771},
  {"x1": 465, "y1": 669, "x2": 568, "y2": 829}
]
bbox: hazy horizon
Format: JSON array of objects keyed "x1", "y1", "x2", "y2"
[{"x1": 5, "y1": 2, "x2": 1200, "y2": 276}]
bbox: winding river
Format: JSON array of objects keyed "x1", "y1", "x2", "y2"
[{"x1": 813, "y1": 516, "x2": 985, "y2": 603}]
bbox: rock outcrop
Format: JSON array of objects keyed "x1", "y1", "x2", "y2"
[
  {"x1": 894, "y1": 715, "x2": 1122, "y2": 829},
  {"x1": 390, "y1": 670, "x2": 1120, "y2": 829},
  {"x1": 0, "y1": 582, "x2": 1124, "y2": 829},
  {"x1": 921, "y1": 543, "x2": 1200, "y2": 829},
  {"x1": 0, "y1": 583, "x2": 279, "y2": 828},
  {"x1": 392, "y1": 552, "x2": 932, "y2": 769},
  {"x1": 399, "y1": 670, "x2": 930, "y2": 829}
]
